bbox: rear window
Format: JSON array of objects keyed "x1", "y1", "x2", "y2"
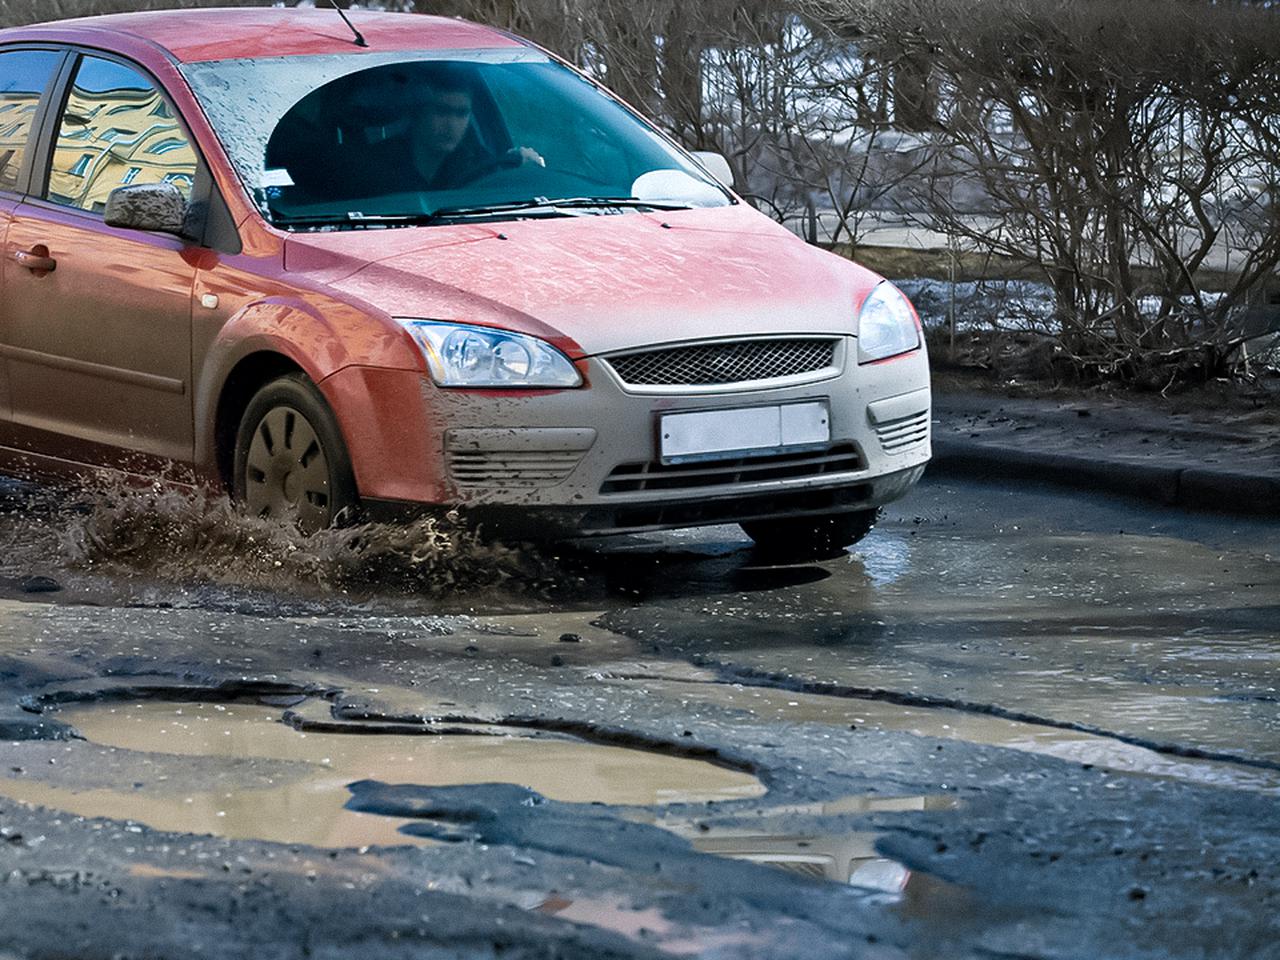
[{"x1": 0, "y1": 48, "x2": 61, "y2": 194}]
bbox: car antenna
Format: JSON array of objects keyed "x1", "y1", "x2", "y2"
[{"x1": 325, "y1": 0, "x2": 369, "y2": 48}]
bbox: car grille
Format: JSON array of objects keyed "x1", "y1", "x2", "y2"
[
  {"x1": 447, "y1": 449, "x2": 585, "y2": 488},
  {"x1": 600, "y1": 444, "x2": 863, "y2": 495},
  {"x1": 758, "y1": 859, "x2": 833, "y2": 880},
  {"x1": 604, "y1": 338, "x2": 839, "y2": 388},
  {"x1": 874, "y1": 411, "x2": 930, "y2": 454}
]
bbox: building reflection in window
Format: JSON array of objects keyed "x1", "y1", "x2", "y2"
[
  {"x1": 0, "y1": 49, "x2": 61, "y2": 194},
  {"x1": 47, "y1": 56, "x2": 197, "y2": 215}
]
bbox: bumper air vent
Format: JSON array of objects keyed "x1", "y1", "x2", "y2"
[
  {"x1": 601, "y1": 444, "x2": 863, "y2": 495},
  {"x1": 874, "y1": 411, "x2": 930, "y2": 454}
]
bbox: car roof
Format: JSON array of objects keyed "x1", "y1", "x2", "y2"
[{"x1": 0, "y1": 8, "x2": 525, "y2": 64}]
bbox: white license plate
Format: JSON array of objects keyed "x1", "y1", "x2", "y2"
[{"x1": 659, "y1": 401, "x2": 830, "y2": 464}]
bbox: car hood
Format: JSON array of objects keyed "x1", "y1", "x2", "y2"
[{"x1": 284, "y1": 204, "x2": 881, "y2": 357}]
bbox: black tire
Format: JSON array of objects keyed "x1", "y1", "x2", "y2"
[
  {"x1": 233, "y1": 374, "x2": 358, "y2": 533},
  {"x1": 740, "y1": 508, "x2": 879, "y2": 561}
]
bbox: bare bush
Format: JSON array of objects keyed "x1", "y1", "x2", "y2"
[
  {"x1": 696, "y1": 12, "x2": 929, "y2": 246},
  {"x1": 813, "y1": 0, "x2": 1280, "y2": 387}
]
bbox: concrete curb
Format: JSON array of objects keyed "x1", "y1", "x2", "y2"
[{"x1": 930, "y1": 438, "x2": 1280, "y2": 517}]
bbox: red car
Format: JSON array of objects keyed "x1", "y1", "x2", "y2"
[{"x1": 0, "y1": 8, "x2": 930, "y2": 554}]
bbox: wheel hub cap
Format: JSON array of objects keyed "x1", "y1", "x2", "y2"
[{"x1": 244, "y1": 406, "x2": 331, "y2": 532}]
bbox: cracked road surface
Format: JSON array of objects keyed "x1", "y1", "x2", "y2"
[{"x1": 0, "y1": 475, "x2": 1277, "y2": 959}]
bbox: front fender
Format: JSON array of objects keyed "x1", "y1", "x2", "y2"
[{"x1": 193, "y1": 296, "x2": 424, "y2": 476}]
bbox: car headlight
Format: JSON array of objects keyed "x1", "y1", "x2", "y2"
[
  {"x1": 856, "y1": 282, "x2": 920, "y2": 364},
  {"x1": 396, "y1": 320, "x2": 583, "y2": 388}
]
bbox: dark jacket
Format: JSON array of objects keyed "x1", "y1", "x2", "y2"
[{"x1": 273, "y1": 121, "x2": 501, "y2": 201}]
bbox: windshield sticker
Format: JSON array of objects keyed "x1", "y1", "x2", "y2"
[{"x1": 260, "y1": 168, "x2": 295, "y2": 188}]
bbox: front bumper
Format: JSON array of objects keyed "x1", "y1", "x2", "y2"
[
  {"x1": 332, "y1": 336, "x2": 931, "y2": 537},
  {"x1": 365, "y1": 461, "x2": 926, "y2": 537}
]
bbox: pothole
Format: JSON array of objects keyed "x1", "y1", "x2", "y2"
[
  {"x1": 2, "y1": 699, "x2": 967, "y2": 906},
  {"x1": 0, "y1": 699, "x2": 999, "y2": 953},
  {"x1": 0, "y1": 700, "x2": 765, "y2": 849}
]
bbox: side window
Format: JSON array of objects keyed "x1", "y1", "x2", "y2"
[
  {"x1": 45, "y1": 55, "x2": 197, "y2": 214},
  {"x1": 0, "y1": 49, "x2": 62, "y2": 194}
]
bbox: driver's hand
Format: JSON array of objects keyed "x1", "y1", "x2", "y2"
[{"x1": 505, "y1": 146, "x2": 546, "y2": 168}]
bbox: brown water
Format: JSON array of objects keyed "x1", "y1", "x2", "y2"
[
  {"x1": 0, "y1": 701, "x2": 980, "y2": 957},
  {"x1": 0, "y1": 701, "x2": 765, "y2": 848},
  {"x1": 534, "y1": 870, "x2": 988, "y2": 958},
  {"x1": 533, "y1": 894, "x2": 783, "y2": 957},
  {"x1": 540, "y1": 795, "x2": 976, "y2": 957}
]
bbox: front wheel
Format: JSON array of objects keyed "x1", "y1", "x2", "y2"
[
  {"x1": 233, "y1": 374, "x2": 358, "y2": 533},
  {"x1": 740, "y1": 509, "x2": 879, "y2": 561}
]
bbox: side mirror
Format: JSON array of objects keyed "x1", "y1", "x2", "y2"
[
  {"x1": 691, "y1": 151, "x2": 734, "y2": 189},
  {"x1": 104, "y1": 182, "x2": 190, "y2": 237}
]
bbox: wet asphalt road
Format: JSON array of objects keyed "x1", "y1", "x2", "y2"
[{"x1": 0, "y1": 474, "x2": 1277, "y2": 959}]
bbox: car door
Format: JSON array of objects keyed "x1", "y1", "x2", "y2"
[
  {"x1": 0, "y1": 51, "x2": 200, "y2": 468},
  {"x1": 0, "y1": 46, "x2": 64, "y2": 446}
]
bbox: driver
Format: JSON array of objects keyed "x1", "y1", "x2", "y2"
[
  {"x1": 391, "y1": 64, "x2": 543, "y2": 191},
  {"x1": 265, "y1": 63, "x2": 544, "y2": 204}
]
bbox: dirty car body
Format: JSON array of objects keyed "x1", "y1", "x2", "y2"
[{"x1": 0, "y1": 9, "x2": 930, "y2": 545}]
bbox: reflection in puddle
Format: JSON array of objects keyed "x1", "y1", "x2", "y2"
[
  {"x1": 538, "y1": 795, "x2": 971, "y2": 954},
  {"x1": 698, "y1": 828, "x2": 906, "y2": 888},
  {"x1": 649, "y1": 794, "x2": 958, "y2": 887},
  {"x1": 0, "y1": 701, "x2": 764, "y2": 848},
  {"x1": 528, "y1": 876, "x2": 983, "y2": 956}
]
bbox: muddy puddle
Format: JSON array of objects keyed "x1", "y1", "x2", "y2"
[
  {"x1": 0, "y1": 699, "x2": 1002, "y2": 954},
  {"x1": 534, "y1": 869, "x2": 998, "y2": 944},
  {"x1": 526, "y1": 795, "x2": 985, "y2": 954},
  {"x1": 1, "y1": 701, "x2": 951, "y2": 892},
  {"x1": 0, "y1": 701, "x2": 764, "y2": 848}
]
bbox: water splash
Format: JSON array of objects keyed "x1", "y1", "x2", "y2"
[{"x1": 10, "y1": 476, "x2": 552, "y2": 598}]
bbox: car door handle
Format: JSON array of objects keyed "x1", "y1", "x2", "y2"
[{"x1": 9, "y1": 247, "x2": 57, "y2": 274}]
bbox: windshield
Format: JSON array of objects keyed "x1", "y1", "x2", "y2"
[{"x1": 181, "y1": 50, "x2": 731, "y2": 228}]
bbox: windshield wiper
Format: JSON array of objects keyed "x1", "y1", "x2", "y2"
[
  {"x1": 270, "y1": 208, "x2": 573, "y2": 230},
  {"x1": 556, "y1": 197, "x2": 695, "y2": 211},
  {"x1": 269, "y1": 211, "x2": 443, "y2": 230},
  {"x1": 270, "y1": 198, "x2": 695, "y2": 230},
  {"x1": 428, "y1": 197, "x2": 695, "y2": 220}
]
